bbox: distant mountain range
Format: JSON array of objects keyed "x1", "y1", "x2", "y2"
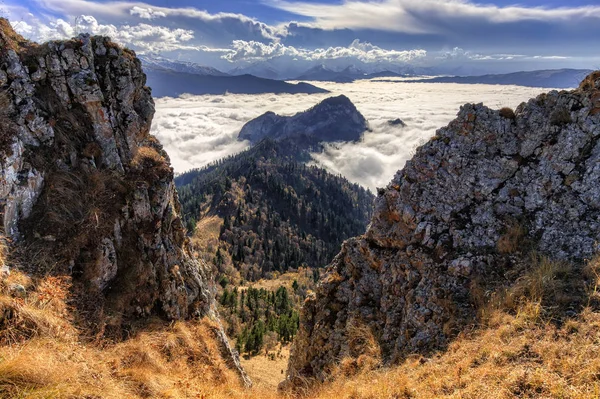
[
  {"x1": 143, "y1": 67, "x2": 328, "y2": 97},
  {"x1": 293, "y1": 64, "x2": 405, "y2": 83},
  {"x1": 408, "y1": 69, "x2": 593, "y2": 88},
  {"x1": 139, "y1": 55, "x2": 593, "y2": 93},
  {"x1": 139, "y1": 55, "x2": 229, "y2": 77},
  {"x1": 228, "y1": 64, "x2": 281, "y2": 80},
  {"x1": 139, "y1": 55, "x2": 328, "y2": 96},
  {"x1": 238, "y1": 95, "x2": 368, "y2": 145}
]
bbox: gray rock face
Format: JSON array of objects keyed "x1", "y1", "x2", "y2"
[
  {"x1": 0, "y1": 19, "x2": 249, "y2": 386},
  {"x1": 286, "y1": 71, "x2": 600, "y2": 383},
  {"x1": 238, "y1": 95, "x2": 368, "y2": 144}
]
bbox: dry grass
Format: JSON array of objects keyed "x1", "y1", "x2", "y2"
[
  {"x1": 241, "y1": 344, "x2": 290, "y2": 391},
  {"x1": 296, "y1": 255, "x2": 600, "y2": 399},
  {"x1": 241, "y1": 268, "x2": 315, "y2": 292},
  {"x1": 130, "y1": 146, "x2": 173, "y2": 181},
  {"x1": 191, "y1": 215, "x2": 223, "y2": 254},
  {"x1": 496, "y1": 221, "x2": 527, "y2": 254},
  {"x1": 479, "y1": 253, "x2": 577, "y2": 326},
  {"x1": 550, "y1": 107, "x2": 573, "y2": 126},
  {"x1": 307, "y1": 308, "x2": 600, "y2": 399},
  {"x1": 578, "y1": 70, "x2": 600, "y2": 91},
  {"x1": 0, "y1": 267, "x2": 280, "y2": 399},
  {"x1": 2, "y1": 229, "x2": 600, "y2": 399},
  {"x1": 20, "y1": 168, "x2": 129, "y2": 276}
]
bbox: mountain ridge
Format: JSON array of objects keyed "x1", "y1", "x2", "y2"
[
  {"x1": 408, "y1": 68, "x2": 592, "y2": 88},
  {"x1": 144, "y1": 67, "x2": 329, "y2": 97}
]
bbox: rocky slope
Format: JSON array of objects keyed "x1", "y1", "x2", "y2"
[
  {"x1": 285, "y1": 71, "x2": 600, "y2": 383},
  {"x1": 0, "y1": 19, "x2": 249, "y2": 384},
  {"x1": 238, "y1": 95, "x2": 368, "y2": 145}
]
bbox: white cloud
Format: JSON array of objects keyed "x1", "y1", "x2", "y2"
[
  {"x1": 10, "y1": 14, "x2": 198, "y2": 53},
  {"x1": 266, "y1": 0, "x2": 600, "y2": 33},
  {"x1": 222, "y1": 39, "x2": 427, "y2": 65},
  {"x1": 130, "y1": 6, "x2": 167, "y2": 20},
  {"x1": 30, "y1": 0, "x2": 282, "y2": 41},
  {"x1": 152, "y1": 80, "x2": 548, "y2": 190}
]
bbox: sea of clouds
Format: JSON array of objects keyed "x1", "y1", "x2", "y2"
[{"x1": 151, "y1": 79, "x2": 547, "y2": 191}]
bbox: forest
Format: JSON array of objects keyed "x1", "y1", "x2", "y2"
[{"x1": 176, "y1": 138, "x2": 375, "y2": 281}]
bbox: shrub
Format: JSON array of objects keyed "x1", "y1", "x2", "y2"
[
  {"x1": 130, "y1": 146, "x2": 172, "y2": 181},
  {"x1": 496, "y1": 221, "x2": 527, "y2": 254},
  {"x1": 499, "y1": 107, "x2": 516, "y2": 120}
]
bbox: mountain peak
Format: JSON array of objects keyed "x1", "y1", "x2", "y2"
[{"x1": 238, "y1": 95, "x2": 368, "y2": 145}]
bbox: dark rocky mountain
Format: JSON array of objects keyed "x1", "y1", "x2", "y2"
[
  {"x1": 410, "y1": 68, "x2": 592, "y2": 88},
  {"x1": 238, "y1": 95, "x2": 368, "y2": 145},
  {"x1": 285, "y1": 71, "x2": 600, "y2": 384},
  {"x1": 294, "y1": 65, "x2": 355, "y2": 83},
  {"x1": 228, "y1": 63, "x2": 281, "y2": 80},
  {"x1": 175, "y1": 139, "x2": 375, "y2": 282},
  {"x1": 0, "y1": 19, "x2": 249, "y2": 384},
  {"x1": 294, "y1": 64, "x2": 408, "y2": 82},
  {"x1": 365, "y1": 70, "x2": 405, "y2": 79},
  {"x1": 144, "y1": 68, "x2": 328, "y2": 97},
  {"x1": 388, "y1": 118, "x2": 406, "y2": 127}
]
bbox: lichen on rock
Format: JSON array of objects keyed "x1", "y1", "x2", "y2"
[{"x1": 285, "y1": 71, "x2": 600, "y2": 384}]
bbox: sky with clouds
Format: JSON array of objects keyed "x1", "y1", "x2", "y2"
[{"x1": 4, "y1": 0, "x2": 600, "y2": 74}]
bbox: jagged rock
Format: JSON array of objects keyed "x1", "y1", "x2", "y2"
[
  {"x1": 0, "y1": 19, "x2": 250, "y2": 386},
  {"x1": 387, "y1": 118, "x2": 406, "y2": 127},
  {"x1": 285, "y1": 71, "x2": 600, "y2": 383},
  {"x1": 238, "y1": 95, "x2": 368, "y2": 144}
]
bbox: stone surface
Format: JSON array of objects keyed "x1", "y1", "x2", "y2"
[
  {"x1": 286, "y1": 71, "x2": 600, "y2": 383},
  {"x1": 0, "y1": 19, "x2": 249, "y2": 386}
]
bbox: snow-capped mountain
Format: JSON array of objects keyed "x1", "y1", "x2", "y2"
[
  {"x1": 294, "y1": 65, "x2": 355, "y2": 83},
  {"x1": 228, "y1": 63, "x2": 281, "y2": 80},
  {"x1": 139, "y1": 55, "x2": 228, "y2": 76}
]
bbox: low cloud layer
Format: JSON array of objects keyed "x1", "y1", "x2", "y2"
[{"x1": 152, "y1": 80, "x2": 547, "y2": 191}]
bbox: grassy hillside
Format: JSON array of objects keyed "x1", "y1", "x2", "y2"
[{"x1": 3, "y1": 233, "x2": 600, "y2": 398}]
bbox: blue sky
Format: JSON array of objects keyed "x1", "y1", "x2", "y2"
[{"x1": 5, "y1": 0, "x2": 600, "y2": 75}]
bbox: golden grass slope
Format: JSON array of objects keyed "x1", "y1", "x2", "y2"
[{"x1": 2, "y1": 231, "x2": 600, "y2": 398}]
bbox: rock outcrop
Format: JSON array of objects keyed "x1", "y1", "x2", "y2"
[
  {"x1": 0, "y1": 19, "x2": 249, "y2": 385},
  {"x1": 286, "y1": 71, "x2": 600, "y2": 383},
  {"x1": 238, "y1": 95, "x2": 368, "y2": 144}
]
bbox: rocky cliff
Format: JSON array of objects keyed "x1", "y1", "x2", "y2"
[
  {"x1": 0, "y1": 19, "x2": 249, "y2": 384},
  {"x1": 238, "y1": 95, "x2": 368, "y2": 144},
  {"x1": 286, "y1": 71, "x2": 600, "y2": 383}
]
